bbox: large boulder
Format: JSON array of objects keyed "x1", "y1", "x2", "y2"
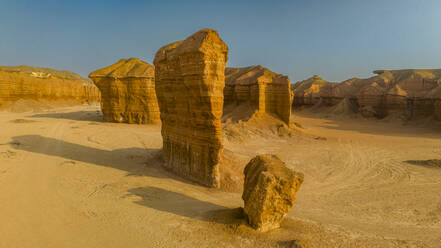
[
  {"x1": 242, "y1": 154, "x2": 304, "y2": 232},
  {"x1": 0, "y1": 65, "x2": 100, "y2": 110},
  {"x1": 89, "y1": 58, "x2": 160, "y2": 124},
  {"x1": 153, "y1": 29, "x2": 228, "y2": 188}
]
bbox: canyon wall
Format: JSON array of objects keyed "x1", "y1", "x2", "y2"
[
  {"x1": 89, "y1": 58, "x2": 160, "y2": 124},
  {"x1": 224, "y1": 66, "x2": 292, "y2": 125},
  {"x1": 292, "y1": 69, "x2": 441, "y2": 120},
  {"x1": 154, "y1": 29, "x2": 229, "y2": 187},
  {"x1": 0, "y1": 65, "x2": 100, "y2": 109}
]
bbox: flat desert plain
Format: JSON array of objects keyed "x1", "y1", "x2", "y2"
[{"x1": 0, "y1": 105, "x2": 440, "y2": 247}]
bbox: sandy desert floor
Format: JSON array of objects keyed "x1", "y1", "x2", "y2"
[{"x1": 0, "y1": 104, "x2": 440, "y2": 248}]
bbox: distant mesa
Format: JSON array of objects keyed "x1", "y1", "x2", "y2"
[
  {"x1": 0, "y1": 65, "x2": 100, "y2": 112},
  {"x1": 292, "y1": 69, "x2": 441, "y2": 120},
  {"x1": 89, "y1": 58, "x2": 160, "y2": 124},
  {"x1": 224, "y1": 65, "x2": 293, "y2": 126},
  {"x1": 154, "y1": 29, "x2": 228, "y2": 188}
]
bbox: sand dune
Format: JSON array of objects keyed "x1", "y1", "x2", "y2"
[{"x1": 0, "y1": 105, "x2": 440, "y2": 247}]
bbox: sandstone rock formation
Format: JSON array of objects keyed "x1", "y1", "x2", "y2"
[
  {"x1": 356, "y1": 82, "x2": 387, "y2": 118},
  {"x1": 319, "y1": 78, "x2": 359, "y2": 106},
  {"x1": 242, "y1": 154, "x2": 304, "y2": 232},
  {"x1": 292, "y1": 69, "x2": 441, "y2": 120},
  {"x1": 428, "y1": 85, "x2": 441, "y2": 121},
  {"x1": 154, "y1": 29, "x2": 228, "y2": 187},
  {"x1": 224, "y1": 66, "x2": 292, "y2": 125},
  {"x1": 0, "y1": 65, "x2": 100, "y2": 111},
  {"x1": 291, "y1": 75, "x2": 329, "y2": 106},
  {"x1": 89, "y1": 58, "x2": 160, "y2": 124}
]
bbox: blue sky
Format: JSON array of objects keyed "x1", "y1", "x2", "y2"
[{"x1": 0, "y1": 0, "x2": 440, "y2": 82}]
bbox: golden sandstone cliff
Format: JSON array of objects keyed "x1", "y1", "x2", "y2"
[
  {"x1": 154, "y1": 29, "x2": 228, "y2": 187},
  {"x1": 224, "y1": 66, "x2": 293, "y2": 125},
  {"x1": 0, "y1": 65, "x2": 100, "y2": 110},
  {"x1": 292, "y1": 69, "x2": 441, "y2": 120},
  {"x1": 89, "y1": 58, "x2": 160, "y2": 124}
]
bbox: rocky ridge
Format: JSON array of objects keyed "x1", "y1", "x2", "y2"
[{"x1": 292, "y1": 69, "x2": 441, "y2": 119}]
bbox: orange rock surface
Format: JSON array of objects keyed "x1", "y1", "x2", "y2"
[
  {"x1": 89, "y1": 58, "x2": 160, "y2": 124},
  {"x1": 224, "y1": 66, "x2": 292, "y2": 125},
  {"x1": 154, "y1": 29, "x2": 228, "y2": 187},
  {"x1": 0, "y1": 65, "x2": 100, "y2": 109},
  {"x1": 242, "y1": 154, "x2": 304, "y2": 232},
  {"x1": 292, "y1": 75, "x2": 329, "y2": 106}
]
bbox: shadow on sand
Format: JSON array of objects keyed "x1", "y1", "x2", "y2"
[
  {"x1": 9, "y1": 135, "x2": 245, "y2": 223},
  {"x1": 404, "y1": 159, "x2": 441, "y2": 168},
  {"x1": 10, "y1": 135, "x2": 167, "y2": 178},
  {"x1": 30, "y1": 110, "x2": 103, "y2": 122},
  {"x1": 128, "y1": 186, "x2": 243, "y2": 224}
]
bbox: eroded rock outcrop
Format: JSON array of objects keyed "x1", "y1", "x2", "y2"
[
  {"x1": 0, "y1": 65, "x2": 100, "y2": 110},
  {"x1": 154, "y1": 29, "x2": 228, "y2": 187},
  {"x1": 428, "y1": 86, "x2": 441, "y2": 121},
  {"x1": 89, "y1": 58, "x2": 160, "y2": 124},
  {"x1": 224, "y1": 66, "x2": 292, "y2": 125},
  {"x1": 292, "y1": 69, "x2": 441, "y2": 120},
  {"x1": 292, "y1": 75, "x2": 329, "y2": 106},
  {"x1": 242, "y1": 154, "x2": 304, "y2": 232},
  {"x1": 356, "y1": 82, "x2": 387, "y2": 118}
]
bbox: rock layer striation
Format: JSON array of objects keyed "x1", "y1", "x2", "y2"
[
  {"x1": 242, "y1": 154, "x2": 304, "y2": 232},
  {"x1": 224, "y1": 66, "x2": 292, "y2": 125},
  {"x1": 154, "y1": 29, "x2": 229, "y2": 187},
  {"x1": 0, "y1": 65, "x2": 100, "y2": 109},
  {"x1": 89, "y1": 58, "x2": 160, "y2": 124},
  {"x1": 292, "y1": 69, "x2": 441, "y2": 119}
]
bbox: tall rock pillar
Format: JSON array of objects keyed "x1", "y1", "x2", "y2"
[{"x1": 154, "y1": 29, "x2": 229, "y2": 187}]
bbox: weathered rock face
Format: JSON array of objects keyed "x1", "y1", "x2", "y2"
[
  {"x1": 356, "y1": 82, "x2": 387, "y2": 118},
  {"x1": 0, "y1": 65, "x2": 100, "y2": 110},
  {"x1": 434, "y1": 99, "x2": 441, "y2": 121},
  {"x1": 242, "y1": 154, "x2": 304, "y2": 232},
  {"x1": 224, "y1": 66, "x2": 292, "y2": 125},
  {"x1": 429, "y1": 86, "x2": 441, "y2": 121},
  {"x1": 385, "y1": 85, "x2": 408, "y2": 117},
  {"x1": 319, "y1": 78, "x2": 359, "y2": 106},
  {"x1": 292, "y1": 69, "x2": 441, "y2": 120},
  {"x1": 291, "y1": 75, "x2": 329, "y2": 106},
  {"x1": 89, "y1": 58, "x2": 160, "y2": 124},
  {"x1": 154, "y1": 29, "x2": 228, "y2": 187}
]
